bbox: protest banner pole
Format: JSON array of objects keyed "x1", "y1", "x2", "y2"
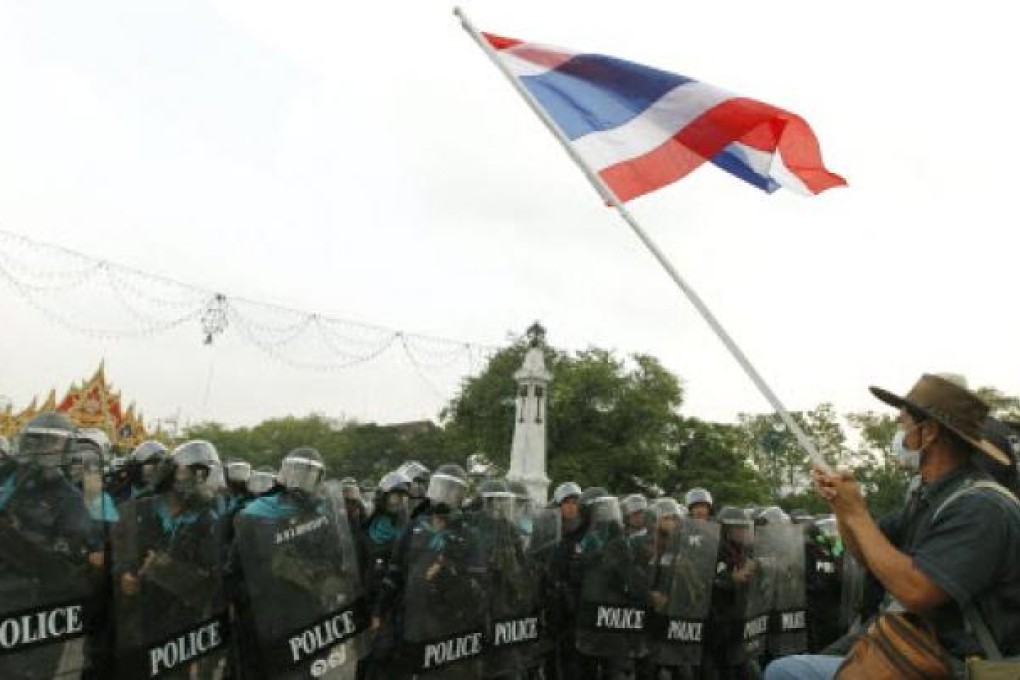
[{"x1": 454, "y1": 7, "x2": 833, "y2": 474}]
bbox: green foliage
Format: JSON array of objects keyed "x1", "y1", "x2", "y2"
[
  {"x1": 184, "y1": 415, "x2": 454, "y2": 484},
  {"x1": 180, "y1": 342, "x2": 1020, "y2": 518},
  {"x1": 738, "y1": 403, "x2": 847, "y2": 501},
  {"x1": 665, "y1": 416, "x2": 771, "y2": 507},
  {"x1": 975, "y1": 386, "x2": 1020, "y2": 421},
  {"x1": 443, "y1": 344, "x2": 688, "y2": 491}
]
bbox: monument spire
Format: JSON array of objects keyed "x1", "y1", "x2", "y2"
[{"x1": 507, "y1": 322, "x2": 552, "y2": 504}]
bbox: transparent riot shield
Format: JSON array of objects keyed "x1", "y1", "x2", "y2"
[
  {"x1": 399, "y1": 509, "x2": 487, "y2": 678},
  {"x1": 741, "y1": 524, "x2": 776, "y2": 660},
  {"x1": 0, "y1": 461, "x2": 96, "y2": 679},
  {"x1": 840, "y1": 552, "x2": 865, "y2": 631},
  {"x1": 524, "y1": 507, "x2": 560, "y2": 668},
  {"x1": 647, "y1": 518, "x2": 720, "y2": 668},
  {"x1": 575, "y1": 496, "x2": 647, "y2": 661},
  {"x1": 478, "y1": 501, "x2": 551, "y2": 677},
  {"x1": 112, "y1": 492, "x2": 230, "y2": 679},
  {"x1": 764, "y1": 524, "x2": 807, "y2": 657},
  {"x1": 233, "y1": 487, "x2": 368, "y2": 679}
]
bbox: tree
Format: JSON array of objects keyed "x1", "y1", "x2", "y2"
[
  {"x1": 738, "y1": 403, "x2": 847, "y2": 501},
  {"x1": 442, "y1": 343, "x2": 686, "y2": 491},
  {"x1": 665, "y1": 416, "x2": 771, "y2": 507},
  {"x1": 975, "y1": 386, "x2": 1020, "y2": 422},
  {"x1": 844, "y1": 410, "x2": 908, "y2": 518}
]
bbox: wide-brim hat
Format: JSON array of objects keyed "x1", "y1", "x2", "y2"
[{"x1": 870, "y1": 374, "x2": 1010, "y2": 466}]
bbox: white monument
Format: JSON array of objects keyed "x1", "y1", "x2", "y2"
[{"x1": 507, "y1": 323, "x2": 552, "y2": 505}]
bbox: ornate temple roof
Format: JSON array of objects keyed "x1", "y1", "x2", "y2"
[{"x1": 0, "y1": 361, "x2": 149, "y2": 448}]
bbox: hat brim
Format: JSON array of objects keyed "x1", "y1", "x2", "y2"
[{"x1": 869, "y1": 385, "x2": 1011, "y2": 466}]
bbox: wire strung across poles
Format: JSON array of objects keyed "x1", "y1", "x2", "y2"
[{"x1": 0, "y1": 227, "x2": 503, "y2": 378}]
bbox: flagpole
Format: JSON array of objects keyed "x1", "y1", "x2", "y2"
[{"x1": 454, "y1": 7, "x2": 832, "y2": 475}]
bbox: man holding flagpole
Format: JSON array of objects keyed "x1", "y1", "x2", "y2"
[{"x1": 766, "y1": 375, "x2": 1020, "y2": 678}]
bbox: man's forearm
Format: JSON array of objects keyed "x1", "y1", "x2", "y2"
[{"x1": 838, "y1": 515, "x2": 867, "y2": 566}]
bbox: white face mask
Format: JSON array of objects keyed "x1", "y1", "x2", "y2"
[{"x1": 892, "y1": 426, "x2": 923, "y2": 471}]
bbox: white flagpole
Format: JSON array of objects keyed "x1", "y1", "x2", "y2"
[{"x1": 454, "y1": 7, "x2": 833, "y2": 474}]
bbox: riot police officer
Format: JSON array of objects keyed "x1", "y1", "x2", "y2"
[
  {"x1": 363, "y1": 470, "x2": 412, "y2": 679},
  {"x1": 113, "y1": 439, "x2": 230, "y2": 679},
  {"x1": 707, "y1": 506, "x2": 758, "y2": 680},
  {"x1": 396, "y1": 460, "x2": 431, "y2": 518},
  {"x1": 233, "y1": 447, "x2": 366, "y2": 679},
  {"x1": 1, "y1": 412, "x2": 96, "y2": 679},
  {"x1": 223, "y1": 458, "x2": 253, "y2": 515},
  {"x1": 685, "y1": 487, "x2": 714, "y2": 521},
  {"x1": 379, "y1": 463, "x2": 486, "y2": 678},
  {"x1": 117, "y1": 439, "x2": 169, "y2": 504},
  {"x1": 546, "y1": 481, "x2": 583, "y2": 679}
]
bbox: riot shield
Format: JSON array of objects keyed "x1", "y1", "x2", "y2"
[
  {"x1": 523, "y1": 507, "x2": 560, "y2": 667},
  {"x1": 741, "y1": 524, "x2": 776, "y2": 660},
  {"x1": 478, "y1": 501, "x2": 553, "y2": 676},
  {"x1": 112, "y1": 492, "x2": 230, "y2": 679},
  {"x1": 764, "y1": 524, "x2": 807, "y2": 657},
  {"x1": 575, "y1": 496, "x2": 647, "y2": 661},
  {"x1": 399, "y1": 509, "x2": 487, "y2": 678},
  {"x1": 840, "y1": 553, "x2": 865, "y2": 631},
  {"x1": 0, "y1": 462, "x2": 96, "y2": 679},
  {"x1": 647, "y1": 518, "x2": 720, "y2": 668},
  {"x1": 233, "y1": 487, "x2": 368, "y2": 680}
]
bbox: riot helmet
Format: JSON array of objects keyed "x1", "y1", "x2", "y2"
[
  {"x1": 507, "y1": 479, "x2": 532, "y2": 514},
  {"x1": 129, "y1": 439, "x2": 169, "y2": 488},
  {"x1": 756, "y1": 505, "x2": 790, "y2": 526},
  {"x1": 552, "y1": 481, "x2": 582, "y2": 505},
  {"x1": 225, "y1": 459, "x2": 252, "y2": 488},
  {"x1": 397, "y1": 460, "x2": 430, "y2": 498},
  {"x1": 377, "y1": 470, "x2": 411, "y2": 514},
  {"x1": 651, "y1": 497, "x2": 682, "y2": 535},
  {"x1": 15, "y1": 411, "x2": 76, "y2": 468},
  {"x1": 718, "y1": 505, "x2": 754, "y2": 545},
  {"x1": 168, "y1": 440, "x2": 220, "y2": 497},
  {"x1": 478, "y1": 478, "x2": 516, "y2": 521},
  {"x1": 339, "y1": 477, "x2": 362, "y2": 502},
  {"x1": 76, "y1": 428, "x2": 111, "y2": 460},
  {"x1": 379, "y1": 470, "x2": 412, "y2": 493},
  {"x1": 685, "y1": 487, "x2": 714, "y2": 519},
  {"x1": 814, "y1": 516, "x2": 839, "y2": 540},
  {"x1": 621, "y1": 492, "x2": 648, "y2": 518},
  {"x1": 247, "y1": 466, "x2": 278, "y2": 496},
  {"x1": 588, "y1": 495, "x2": 624, "y2": 542},
  {"x1": 652, "y1": 497, "x2": 683, "y2": 520},
  {"x1": 789, "y1": 508, "x2": 814, "y2": 524},
  {"x1": 278, "y1": 447, "x2": 326, "y2": 495},
  {"x1": 426, "y1": 463, "x2": 468, "y2": 514}
]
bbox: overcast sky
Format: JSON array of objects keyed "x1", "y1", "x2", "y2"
[{"x1": 1, "y1": 0, "x2": 1017, "y2": 433}]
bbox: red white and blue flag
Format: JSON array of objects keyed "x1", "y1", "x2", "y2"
[{"x1": 483, "y1": 33, "x2": 846, "y2": 202}]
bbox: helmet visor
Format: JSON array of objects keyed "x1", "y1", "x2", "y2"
[
  {"x1": 17, "y1": 430, "x2": 71, "y2": 467},
  {"x1": 426, "y1": 472, "x2": 466, "y2": 511},
  {"x1": 279, "y1": 456, "x2": 325, "y2": 494},
  {"x1": 482, "y1": 491, "x2": 518, "y2": 521},
  {"x1": 226, "y1": 461, "x2": 252, "y2": 484},
  {"x1": 247, "y1": 470, "x2": 277, "y2": 495},
  {"x1": 591, "y1": 496, "x2": 623, "y2": 526}
]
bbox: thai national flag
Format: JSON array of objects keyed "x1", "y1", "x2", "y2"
[{"x1": 484, "y1": 33, "x2": 846, "y2": 202}]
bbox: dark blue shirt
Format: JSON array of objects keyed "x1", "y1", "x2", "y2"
[{"x1": 902, "y1": 464, "x2": 1020, "y2": 658}]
